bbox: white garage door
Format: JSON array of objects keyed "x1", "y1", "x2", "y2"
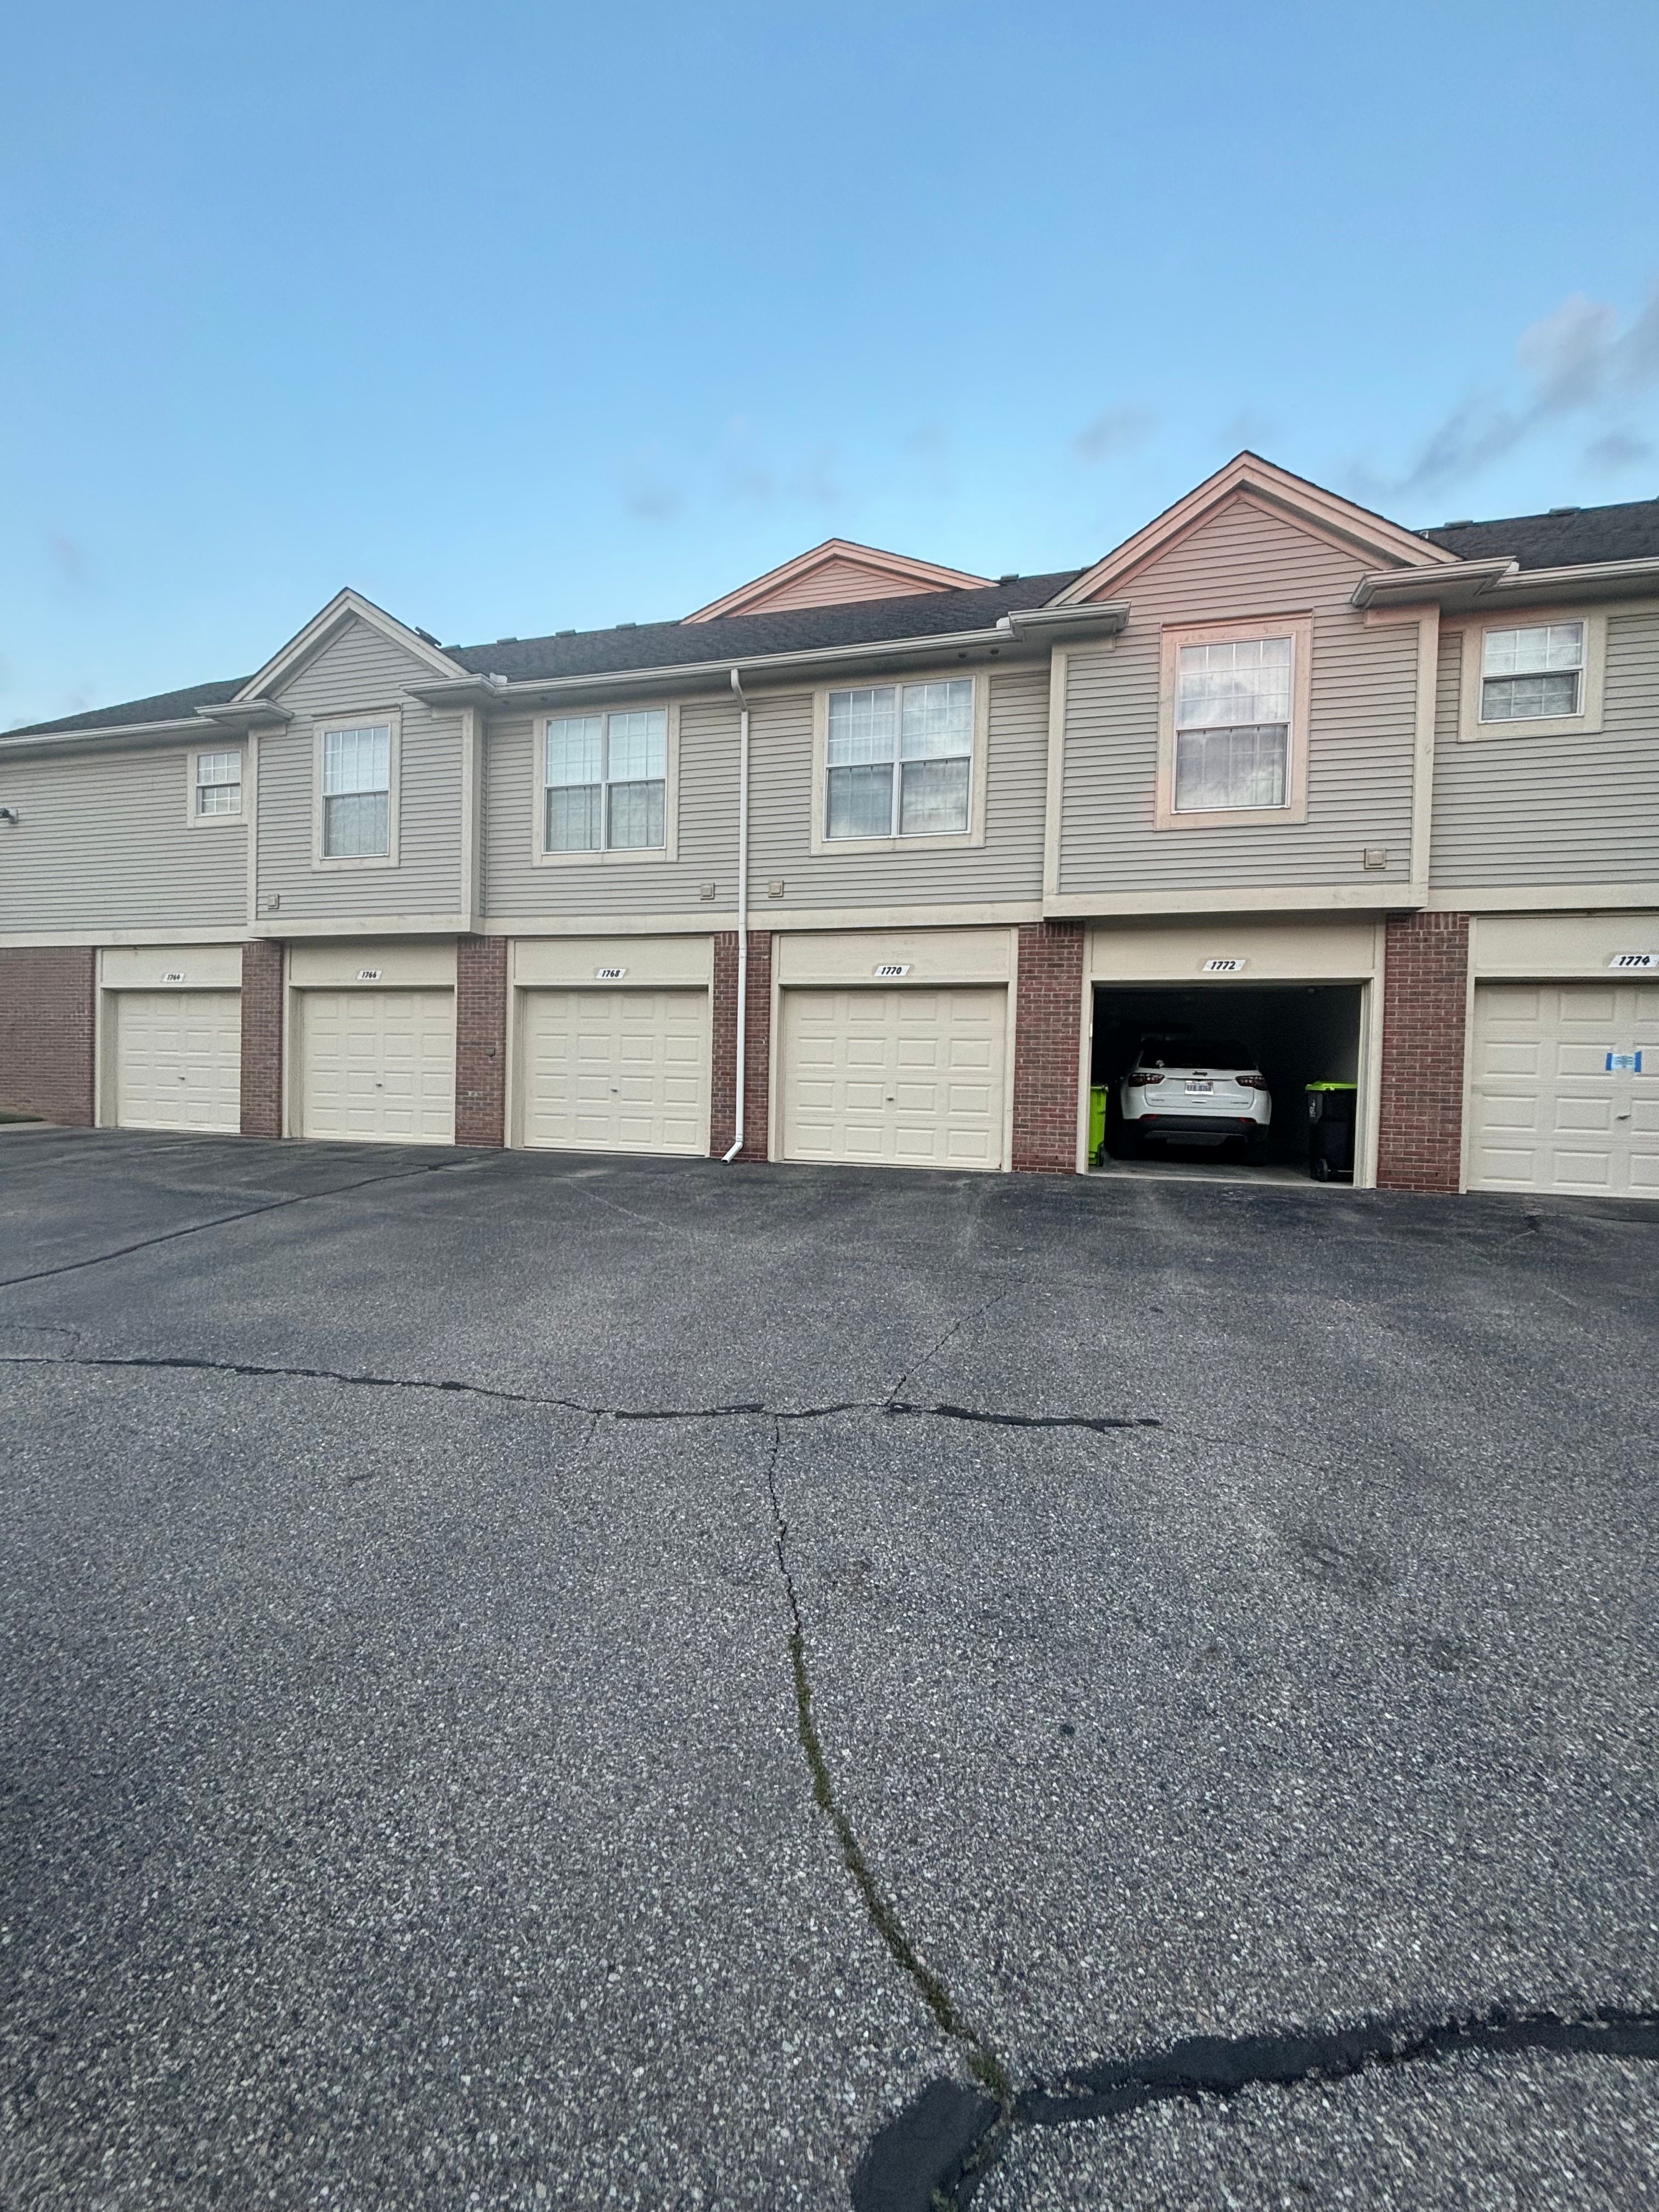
[
  {"x1": 518, "y1": 988, "x2": 709, "y2": 1155},
  {"x1": 1469, "y1": 981, "x2": 1659, "y2": 1196},
  {"x1": 779, "y1": 986, "x2": 1007, "y2": 1170},
  {"x1": 296, "y1": 988, "x2": 456, "y2": 1143},
  {"x1": 112, "y1": 990, "x2": 241, "y2": 1133}
]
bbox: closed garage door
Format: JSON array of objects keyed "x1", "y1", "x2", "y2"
[
  {"x1": 1470, "y1": 981, "x2": 1659, "y2": 1195},
  {"x1": 112, "y1": 990, "x2": 241, "y2": 1132},
  {"x1": 296, "y1": 988, "x2": 456, "y2": 1143},
  {"x1": 518, "y1": 988, "x2": 709, "y2": 1155},
  {"x1": 779, "y1": 986, "x2": 1007, "y2": 1170}
]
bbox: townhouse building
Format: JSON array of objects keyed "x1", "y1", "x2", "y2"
[{"x1": 1, "y1": 453, "x2": 1655, "y2": 1198}]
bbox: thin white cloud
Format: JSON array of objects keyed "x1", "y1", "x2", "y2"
[
  {"x1": 1370, "y1": 285, "x2": 1659, "y2": 500},
  {"x1": 1073, "y1": 405, "x2": 1155, "y2": 464}
]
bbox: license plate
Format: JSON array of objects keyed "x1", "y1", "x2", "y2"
[{"x1": 1186, "y1": 1080, "x2": 1214, "y2": 1095}]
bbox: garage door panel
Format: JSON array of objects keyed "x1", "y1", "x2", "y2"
[
  {"x1": 519, "y1": 988, "x2": 709, "y2": 1155},
  {"x1": 297, "y1": 989, "x2": 455, "y2": 1144},
  {"x1": 1470, "y1": 981, "x2": 1657, "y2": 1198},
  {"x1": 113, "y1": 989, "x2": 242, "y2": 1133},
  {"x1": 779, "y1": 985, "x2": 1007, "y2": 1172}
]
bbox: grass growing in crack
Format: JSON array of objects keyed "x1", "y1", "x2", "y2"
[{"x1": 765, "y1": 1421, "x2": 1012, "y2": 2108}]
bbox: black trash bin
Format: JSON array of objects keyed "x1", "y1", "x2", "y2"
[{"x1": 1306, "y1": 1082, "x2": 1357, "y2": 1181}]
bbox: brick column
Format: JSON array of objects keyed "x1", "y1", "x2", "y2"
[
  {"x1": 455, "y1": 934, "x2": 507, "y2": 1147},
  {"x1": 1011, "y1": 920, "x2": 1085, "y2": 1173},
  {"x1": 712, "y1": 929, "x2": 772, "y2": 1160},
  {"x1": 240, "y1": 939, "x2": 284, "y2": 1139},
  {"x1": 1376, "y1": 911, "x2": 1469, "y2": 1194},
  {"x1": 0, "y1": 946, "x2": 95, "y2": 1124}
]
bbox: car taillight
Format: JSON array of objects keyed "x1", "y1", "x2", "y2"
[
  {"x1": 1235, "y1": 1073, "x2": 1266, "y2": 1090},
  {"x1": 1126, "y1": 1071, "x2": 1163, "y2": 1087}
]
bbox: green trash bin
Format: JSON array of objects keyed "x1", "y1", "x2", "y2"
[
  {"x1": 1089, "y1": 1084, "x2": 1109, "y2": 1167},
  {"x1": 1305, "y1": 1081, "x2": 1358, "y2": 1181}
]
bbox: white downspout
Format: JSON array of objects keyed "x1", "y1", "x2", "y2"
[{"x1": 723, "y1": 665, "x2": 751, "y2": 1162}]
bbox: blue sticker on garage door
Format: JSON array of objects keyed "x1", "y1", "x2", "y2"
[{"x1": 1605, "y1": 1051, "x2": 1643, "y2": 1073}]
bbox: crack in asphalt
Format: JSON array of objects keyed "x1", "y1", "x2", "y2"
[
  {"x1": 882, "y1": 1282, "x2": 1024, "y2": 1412},
  {"x1": 760, "y1": 1417, "x2": 1013, "y2": 2113},
  {"x1": 0, "y1": 1350, "x2": 1156, "y2": 1441},
  {"x1": 0, "y1": 1158, "x2": 477, "y2": 1291},
  {"x1": 892, "y1": 1402, "x2": 1161, "y2": 1437},
  {"x1": 852, "y1": 2002, "x2": 1659, "y2": 2210}
]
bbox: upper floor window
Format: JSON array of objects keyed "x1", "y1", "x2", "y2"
[
  {"x1": 1480, "y1": 622, "x2": 1584, "y2": 722},
  {"x1": 1175, "y1": 637, "x2": 1291, "y2": 811},
  {"x1": 1156, "y1": 616, "x2": 1310, "y2": 830},
  {"x1": 546, "y1": 708, "x2": 666, "y2": 852},
  {"x1": 193, "y1": 749, "x2": 241, "y2": 819},
  {"x1": 826, "y1": 679, "x2": 973, "y2": 839},
  {"x1": 322, "y1": 724, "x2": 391, "y2": 857}
]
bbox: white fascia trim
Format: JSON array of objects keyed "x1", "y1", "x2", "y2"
[
  {"x1": 1045, "y1": 883, "x2": 1425, "y2": 918},
  {"x1": 1356, "y1": 555, "x2": 1659, "y2": 608},
  {"x1": 197, "y1": 697, "x2": 291, "y2": 730},
  {"x1": 0, "y1": 716, "x2": 205, "y2": 759},
  {"x1": 406, "y1": 612, "x2": 1121, "y2": 712},
  {"x1": 1352, "y1": 559, "x2": 1517, "y2": 608},
  {"x1": 479, "y1": 900, "x2": 1046, "y2": 937},
  {"x1": 1, "y1": 927, "x2": 250, "y2": 948},
  {"x1": 236, "y1": 588, "x2": 466, "y2": 704},
  {"x1": 250, "y1": 914, "x2": 472, "y2": 938},
  {"x1": 1424, "y1": 883, "x2": 1659, "y2": 913}
]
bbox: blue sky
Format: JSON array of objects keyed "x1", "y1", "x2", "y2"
[{"x1": 3, "y1": 0, "x2": 1656, "y2": 727}]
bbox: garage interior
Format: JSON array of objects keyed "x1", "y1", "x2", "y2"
[{"x1": 1091, "y1": 983, "x2": 1363, "y2": 1180}]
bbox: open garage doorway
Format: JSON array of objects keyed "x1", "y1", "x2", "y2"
[{"x1": 1091, "y1": 983, "x2": 1365, "y2": 1184}]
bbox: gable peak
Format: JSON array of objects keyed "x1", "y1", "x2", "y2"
[{"x1": 684, "y1": 538, "x2": 994, "y2": 623}]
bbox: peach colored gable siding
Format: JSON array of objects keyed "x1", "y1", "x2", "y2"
[
  {"x1": 738, "y1": 556, "x2": 949, "y2": 614},
  {"x1": 1059, "y1": 496, "x2": 1421, "y2": 895},
  {"x1": 1429, "y1": 613, "x2": 1659, "y2": 885}
]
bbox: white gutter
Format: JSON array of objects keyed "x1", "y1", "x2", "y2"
[
  {"x1": 406, "y1": 602, "x2": 1131, "y2": 713},
  {"x1": 723, "y1": 667, "x2": 751, "y2": 1164},
  {"x1": 1352, "y1": 554, "x2": 1659, "y2": 610}
]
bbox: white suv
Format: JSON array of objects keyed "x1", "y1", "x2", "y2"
[{"x1": 1118, "y1": 1032, "x2": 1272, "y2": 1157}]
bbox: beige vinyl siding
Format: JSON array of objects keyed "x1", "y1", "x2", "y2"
[
  {"x1": 256, "y1": 618, "x2": 462, "y2": 919},
  {"x1": 0, "y1": 744, "x2": 246, "y2": 935},
  {"x1": 483, "y1": 696, "x2": 740, "y2": 917},
  {"x1": 751, "y1": 665, "x2": 1048, "y2": 909},
  {"x1": 1058, "y1": 499, "x2": 1420, "y2": 896},
  {"x1": 1429, "y1": 613, "x2": 1659, "y2": 887}
]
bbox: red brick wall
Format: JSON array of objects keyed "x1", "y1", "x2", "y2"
[
  {"x1": 1376, "y1": 911, "x2": 1469, "y2": 1194},
  {"x1": 712, "y1": 930, "x2": 772, "y2": 1159},
  {"x1": 239, "y1": 939, "x2": 284, "y2": 1139},
  {"x1": 1012, "y1": 920, "x2": 1085, "y2": 1173},
  {"x1": 0, "y1": 947, "x2": 95, "y2": 1124},
  {"x1": 456, "y1": 934, "x2": 507, "y2": 1147}
]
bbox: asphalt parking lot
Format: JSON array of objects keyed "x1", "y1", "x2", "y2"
[{"x1": 1, "y1": 1126, "x2": 1656, "y2": 2210}]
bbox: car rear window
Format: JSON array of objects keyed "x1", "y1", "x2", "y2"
[{"x1": 1135, "y1": 1036, "x2": 1254, "y2": 1068}]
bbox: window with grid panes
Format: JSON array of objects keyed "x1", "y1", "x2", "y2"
[{"x1": 825, "y1": 678, "x2": 973, "y2": 838}]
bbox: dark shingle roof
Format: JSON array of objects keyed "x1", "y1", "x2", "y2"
[
  {"x1": 5, "y1": 676, "x2": 247, "y2": 741},
  {"x1": 443, "y1": 572, "x2": 1084, "y2": 682},
  {"x1": 3, "y1": 574, "x2": 1082, "y2": 740},
  {"x1": 1421, "y1": 497, "x2": 1659, "y2": 569},
  {"x1": 20, "y1": 493, "x2": 1659, "y2": 740}
]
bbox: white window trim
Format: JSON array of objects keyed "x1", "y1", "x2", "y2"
[
  {"x1": 1156, "y1": 614, "x2": 1312, "y2": 831},
  {"x1": 1454, "y1": 607, "x2": 1607, "y2": 742},
  {"x1": 809, "y1": 674, "x2": 989, "y2": 856},
  {"x1": 312, "y1": 708, "x2": 402, "y2": 870},
  {"x1": 185, "y1": 744, "x2": 244, "y2": 828},
  {"x1": 532, "y1": 701, "x2": 680, "y2": 868}
]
